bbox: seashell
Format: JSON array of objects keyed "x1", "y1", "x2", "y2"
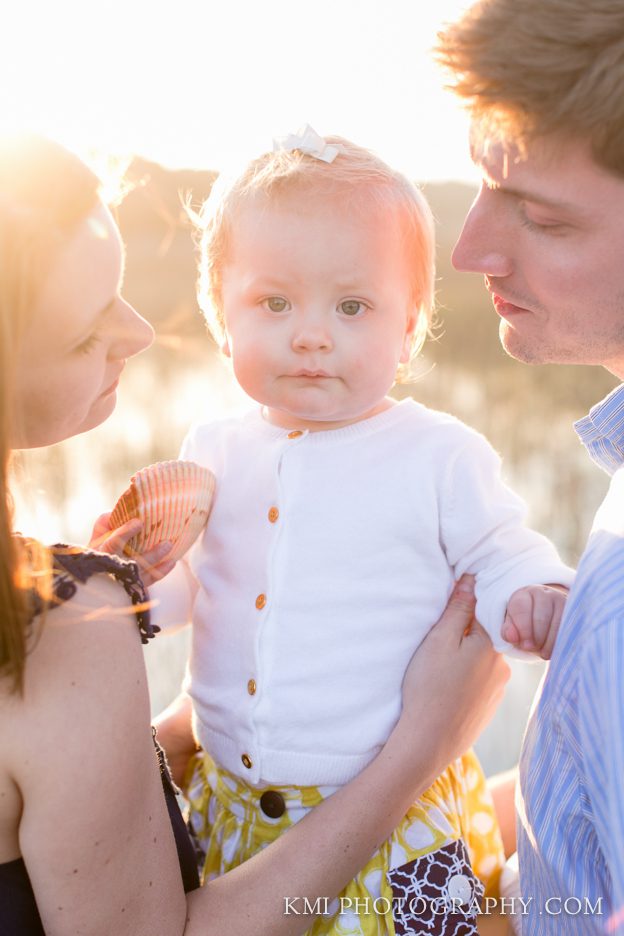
[{"x1": 110, "y1": 460, "x2": 215, "y2": 563}]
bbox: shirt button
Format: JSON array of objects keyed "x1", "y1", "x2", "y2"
[
  {"x1": 255, "y1": 594, "x2": 267, "y2": 610},
  {"x1": 287, "y1": 430, "x2": 303, "y2": 439},
  {"x1": 268, "y1": 506, "x2": 279, "y2": 523},
  {"x1": 260, "y1": 790, "x2": 286, "y2": 818},
  {"x1": 447, "y1": 872, "x2": 473, "y2": 906},
  {"x1": 241, "y1": 753, "x2": 253, "y2": 769},
  {"x1": 247, "y1": 678, "x2": 257, "y2": 695}
]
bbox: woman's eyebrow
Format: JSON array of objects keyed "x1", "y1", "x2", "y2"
[
  {"x1": 97, "y1": 297, "x2": 117, "y2": 319},
  {"x1": 65, "y1": 298, "x2": 116, "y2": 351}
]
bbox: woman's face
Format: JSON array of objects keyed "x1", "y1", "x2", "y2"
[{"x1": 13, "y1": 203, "x2": 154, "y2": 448}]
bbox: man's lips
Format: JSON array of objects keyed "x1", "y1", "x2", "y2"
[{"x1": 490, "y1": 293, "x2": 531, "y2": 319}]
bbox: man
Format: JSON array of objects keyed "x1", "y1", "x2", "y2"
[{"x1": 436, "y1": 1, "x2": 624, "y2": 933}]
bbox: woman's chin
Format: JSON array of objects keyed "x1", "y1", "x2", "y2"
[
  {"x1": 82, "y1": 392, "x2": 118, "y2": 433},
  {"x1": 63, "y1": 392, "x2": 118, "y2": 444}
]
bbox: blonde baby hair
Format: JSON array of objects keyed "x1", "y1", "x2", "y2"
[{"x1": 194, "y1": 134, "x2": 436, "y2": 377}]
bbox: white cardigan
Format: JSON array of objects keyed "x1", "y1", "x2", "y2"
[{"x1": 152, "y1": 399, "x2": 574, "y2": 786}]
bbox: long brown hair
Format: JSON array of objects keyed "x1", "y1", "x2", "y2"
[{"x1": 0, "y1": 134, "x2": 100, "y2": 692}]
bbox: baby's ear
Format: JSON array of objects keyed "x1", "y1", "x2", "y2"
[
  {"x1": 220, "y1": 334, "x2": 232, "y2": 357},
  {"x1": 399, "y1": 312, "x2": 417, "y2": 363}
]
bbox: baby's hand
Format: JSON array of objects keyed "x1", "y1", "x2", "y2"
[{"x1": 502, "y1": 585, "x2": 568, "y2": 660}]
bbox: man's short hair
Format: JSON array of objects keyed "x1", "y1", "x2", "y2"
[{"x1": 436, "y1": 0, "x2": 624, "y2": 177}]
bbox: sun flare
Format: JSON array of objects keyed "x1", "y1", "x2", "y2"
[{"x1": 1, "y1": 0, "x2": 476, "y2": 182}]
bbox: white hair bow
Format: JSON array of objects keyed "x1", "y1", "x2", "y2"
[{"x1": 272, "y1": 124, "x2": 343, "y2": 163}]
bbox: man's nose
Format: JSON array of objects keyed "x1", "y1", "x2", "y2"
[{"x1": 452, "y1": 189, "x2": 513, "y2": 278}]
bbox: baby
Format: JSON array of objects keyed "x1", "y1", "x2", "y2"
[{"x1": 152, "y1": 128, "x2": 574, "y2": 935}]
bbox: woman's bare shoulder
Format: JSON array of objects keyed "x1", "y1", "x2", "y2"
[
  {"x1": 2, "y1": 573, "x2": 151, "y2": 775},
  {"x1": 0, "y1": 574, "x2": 188, "y2": 934}
]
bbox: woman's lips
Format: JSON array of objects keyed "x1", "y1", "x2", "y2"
[{"x1": 101, "y1": 376, "x2": 120, "y2": 396}]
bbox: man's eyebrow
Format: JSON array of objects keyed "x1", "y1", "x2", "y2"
[{"x1": 483, "y1": 177, "x2": 586, "y2": 216}]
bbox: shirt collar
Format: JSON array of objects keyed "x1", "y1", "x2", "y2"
[{"x1": 575, "y1": 383, "x2": 624, "y2": 475}]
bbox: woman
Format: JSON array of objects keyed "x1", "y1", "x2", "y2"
[{"x1": 0, "y1": 133, "x2": 509, "y2": 935}]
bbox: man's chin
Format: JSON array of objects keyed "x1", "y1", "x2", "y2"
[{"x1": 499, "y1": 322, "x2": 545, "y2": 365}]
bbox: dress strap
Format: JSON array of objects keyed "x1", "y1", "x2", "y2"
[{"x1": 30, "y1": 545, "x2": 160, "y2": 644}]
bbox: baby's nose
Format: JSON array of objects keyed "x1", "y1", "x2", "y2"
[{"x1": 291, "y1": 316, "x2": 333, "y2": 352}]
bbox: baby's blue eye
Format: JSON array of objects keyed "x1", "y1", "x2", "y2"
[
  {"x1": 339, "y1": 300, "x2": 365, "y2": 317},
  {"x1": 263, "y1": 296, "x2": 289, "y2": 313}
]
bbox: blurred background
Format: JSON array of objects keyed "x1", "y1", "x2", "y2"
[{"x1": 7, "y1": 0, "x2": 618, "y2": 775}]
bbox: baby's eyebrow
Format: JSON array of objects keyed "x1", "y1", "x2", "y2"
[
  {"x1": 239, "y1": 274, "x2": 289, "y2": 290},
  {"x1": 331, "y1": 278, "x2": 367, "y2": 291}
]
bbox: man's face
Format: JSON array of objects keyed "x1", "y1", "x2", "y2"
[{"x1": 452, "y1": 134, "x2": 624, "y2": 379}]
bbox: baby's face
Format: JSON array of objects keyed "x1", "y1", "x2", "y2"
[{"x1": 220, "y1": 191, "x2": 416, "y2": 431}]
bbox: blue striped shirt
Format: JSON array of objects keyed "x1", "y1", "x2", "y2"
[{"x1": 517, "y1": 383, "x2": 624, "y2": 934}]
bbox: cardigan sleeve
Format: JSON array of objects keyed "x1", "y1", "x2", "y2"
[
  {"x1": 439, "y1": 431, "x2": 575, "y2": 653},
  {"x1": 147, "y1": 425, "x2": 206, "y2": 633},
  {"x1": 148, "y1": 557, "x2": 197, "y2": 633}
]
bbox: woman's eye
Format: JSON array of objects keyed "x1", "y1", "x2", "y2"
[
  {"x1": 75, "y1": 332, "x2": 103, "y2": 355},
  {"x1": 339, "y1": 299, "x2": 366, "y2": 317},
  {"x1": 262, "y1": 296, "x2": 289, "y2": 313}
]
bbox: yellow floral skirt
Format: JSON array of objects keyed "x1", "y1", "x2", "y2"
[{"x1": 185, "y1": 749, "x2": 504, "y2": 936}]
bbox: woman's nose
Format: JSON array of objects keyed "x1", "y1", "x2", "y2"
[
  {"x1": 108, "y1": 298, "x2": 154, "y2": 360},
  {"x1": 452, "y1": 190, "x2": 513, "y2": 279}
]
